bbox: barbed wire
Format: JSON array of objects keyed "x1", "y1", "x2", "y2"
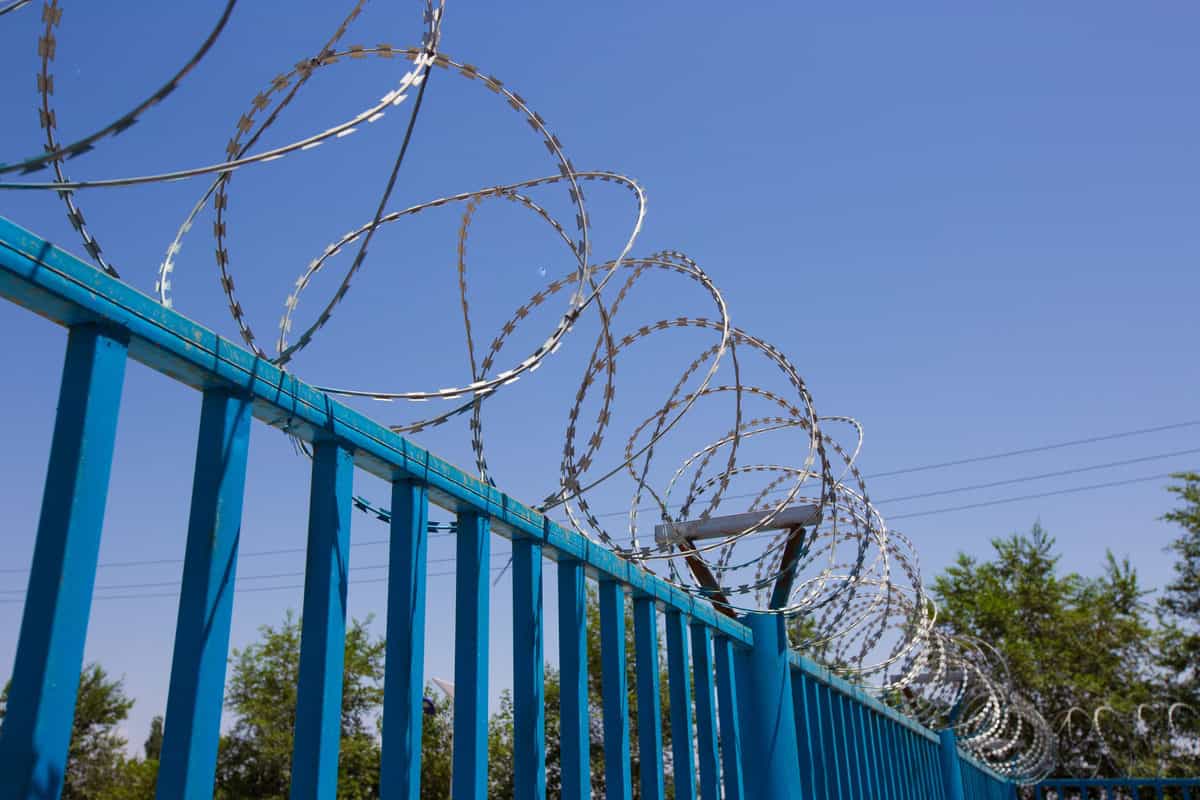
[
  {"x1": 0, "y1": 0, "x2": 1066, "y2": 781},
  {"x1": 1057, "y1": 701, "x2": 1200, "y2": 778}
]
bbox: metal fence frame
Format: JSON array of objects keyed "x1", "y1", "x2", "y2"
[{"x1": 0, "y1": 214, "x2": 1015, "y2": 799}]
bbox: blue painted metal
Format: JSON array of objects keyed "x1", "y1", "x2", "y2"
[
  {"x1": 291, "y1": 441, "x2": 355, "y2": 800},
  {"x1": 452, "y1": 510, "x2": 491, "y2": 800},
  {"x1": 939, "y1": 728, "x2": 966, "y2": 800},
  {"x1": 664, "y1": 610, "x2": 696, "y2": 800},
  {"x1": 0, "y1": 215, "x2": 752, "y2": 646},
  {"x1": 512, "y1": 537, "x2": 546, "y2": 800},
  {"x1": 832, "y1": 689, "x2": 854, "y2": 800},
  {"x1": 857, "y1": 701, "x2": 877, "y2": 798},
  {"x1": 556, "y1": 559, "x2": 590, "y2": 800},
  {"x1": 713, "y1": 635, "x2": 745, "y2": 800},
  {"x1": 380, "y1": 479, "x2": 429, "y2": 800},
  {"x1": 633, "y1": 596, "x2": 665, "y2": 800},
  {"x1": 688, "y1": 622, "x2": 721, "y2": 800},
  {"x1": 790, "y1": 669, "x2": 814, "y2": 797},
  {"x1": 0, "y1": 217, "x2": 1042, "y2": 800},
  {"x1": 734, "y1": 613, "x2": 803, "y2": 800},
  {"x1": 157, "y1": 390, "x2": 252, "y2": 800},
  {"x1": 805, "y1": 673, "x2": 831, "y2": 800},
  {"x1": 598, "y1": 579, "x2": 633, "y2": 800},
  {"x1": 0, "y1": 324, "x2": 127, "y2": 800}
]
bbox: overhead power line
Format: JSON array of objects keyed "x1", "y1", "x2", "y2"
[
  {"x1": 865, "y1": 419, "x2": 1199, "y2": 479},
  {"x1": 875, "y1": 447, "x2": 1200, "y2": 505},
  {"x1": 1, "y1": 473, "x2": 1178, "y2": 605},
  {"x1": 0, "y1": 563, "x2": 511, "y2": 605},
  {"x1": 581, "y1": 442, "x2": 1200, "y2": 522},
  {"x1": 2, "y1": 423, "x2": 1195, "y2": 600},
  {"x1": 886, "y1": 473, "x2": 1172, "y2": 521}
]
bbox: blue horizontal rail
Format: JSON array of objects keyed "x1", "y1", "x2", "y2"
[{"x1": 0, "y1": 215, "x2": 1030, "y2": 800}]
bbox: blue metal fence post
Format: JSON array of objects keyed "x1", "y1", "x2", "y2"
[
  {"x1": 380, "y1": 479, "x2": 429, "y2": 800},
  {"x1": 734, "y1": 613, "x2": 803, "y2": 800},
  {"x1": 452, "y1": 510, "x2": 490, "y2": 800},
  {"x1": 290, "y1": 440, "x2": 354, "y2": 800},
  {"x1": 157, "y1": 390, "x2": 252, "y2": 800},
  {"x1": 0, "y1": 324, "x2": 127, "y2": 800},
  {"x1": 665, "y1": 611, "x2": 697, "y2": 800},
  {"x1": 512, "y1": 536, "x2": 546, "y2": 800},
  {"x1": 713, "y1": 635, "x2": 745, "y2": 800},
  {"x1": 633, "y1": 596, "x2": 665, "y2": 800},
  {"x1": 557, "y1": 560, "x2": 590, "y2": 800},
  {"x1": 689, "y1": 622, "x2": 721, "y2": 800},
  {"x1": 598, "y1": 579, "x2": 633, "y2": 800},
  {"x1": 938, "y1": 728, "x2": 967, "y2": 800}
]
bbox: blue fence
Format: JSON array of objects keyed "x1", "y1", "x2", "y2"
[
  {"x1": 0, "y1": 214, "x2": 1016, "y2": 799},
  {"x1": 1032, "y1": 779, "x2": 1200, "y2": 799}
]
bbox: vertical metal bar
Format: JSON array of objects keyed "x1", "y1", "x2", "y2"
[
  {"x1": 665, "y1": 610, "x2": 697, "y2": 800},
  {"x1": 869, "y1": 710, "x2": 885, "y2": 799},
  {"x1": 938, "y1": 728, "x2": 966, "y2": 800},
  {"x1": 901, "y1": 730, "x2": 919, "y2": 800},
  {"x1": 452, "y1": 511, "x2": 490, "y2": 800},
  {"x1": 806, "y1": 676, "x2": 830, "y2": 800},
  {"x1": 0, "y1": 324, "x2": 127, "y2": 800},
  {"x1": 713, "y1": 635, "x2": 745, "y2": 800},
  {"x1": 833, "y1": 692, "x2": 855, "y2": 800},
  {"x1": 689, "y1": 622, "x2": 721, "y2": 800},
  {"x1": 157, "y1": 390, "x2": 252, "y2": 800},
  {"x1": 860, "y1": 709, "x2": 876, "y2": 800},
  {"x1": 734, "y1": 614, "x2": 803, "y2": 800},
  {"x1": 380, "y1": 479, "x2": 429, "y2": 800},
  {"x1": 599, "y1": 579, "x2": 633, "y2": 800},
  {"x1": 633, "y1": 596, "x2": 665, "y2": 800},
  {"x1": 512, "y1": 537, "x2": 545, "y2": 800},
  {"x1": 840, "y1": 694, "x2": 863, "y2": 799},
  {"x1": 881, "y1": 719, "x2": 900, "y2": 800},
  {"x1": 290, "y1": 440, "x2": 355, "y2": 799},
  {"x1": 817, "y1": 684, "x2": 842, "y2": 800},
  {"x1": 885, "y1": 718, "x2": 902, "y2": 800},
  {"x1": 557, "y1": 560, "x2": 590, "y2": 800},
  {"x1": 791, "y1": 670, "x2": 814, "y2": 798}
]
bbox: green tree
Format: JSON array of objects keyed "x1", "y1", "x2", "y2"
[
  {"x1": 96, "y1": 757, "x2": 158, "y2": 800},
  {"x1": 143, "y1": 715, "x2": 163, "y2": 762},
  {"x1": 486, "y1": 587, "x2": 676, "y2": 799},
  {"x1": 420, "y1": 685, "x2": 454, "y2": 799},
  {"x1": 214, "y1": 611, "x2": 387, "y2": 799},
  {"x1": 931, "y1": 522, "x2": 1156, "y2": 776},
  {"x1": 1157, "y1": 473, "x2": 1200, "y2": 701}
]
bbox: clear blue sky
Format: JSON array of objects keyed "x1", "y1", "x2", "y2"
[{"x1": 1, "y1": 1, "x2": 1197, "y2": 751}]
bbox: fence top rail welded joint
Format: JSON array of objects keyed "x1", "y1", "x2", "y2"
[{"x1": 0, "y1": 214, "x2": 751, "y2": 646}]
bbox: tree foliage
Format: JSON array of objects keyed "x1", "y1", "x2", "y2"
[
  {"x1": 1157, "y1": 472, "x2": 1200, "y2": 703},
  {"x1": 931, "y1": 521, "x2": 1157, "y2": 776},
  {"x1": 214, "y1": 611, "x2": 387, "y2": 799}
]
